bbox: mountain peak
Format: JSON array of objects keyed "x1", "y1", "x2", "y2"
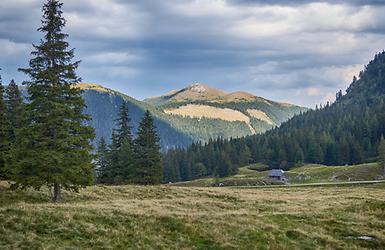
[
  {"x1": 144, "y1": 83, "x2": 303, "y2": 108},
  {"x1": 145, "y1": 83, "x2": 254, "y2": 105},
  {"x1": 188, "y1": 83, "x2": 210, "y2": 93},
  {"x1": 183, "y1": 83, "x2": 226, "y2": 96}
]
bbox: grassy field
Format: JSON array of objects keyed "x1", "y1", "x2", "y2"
[
  {"x1": 175, "y1": 163, "x2": 384, "y2": 187},
  {"x1": 1, "y1": 181, "x2": 385, "y2": 249}
]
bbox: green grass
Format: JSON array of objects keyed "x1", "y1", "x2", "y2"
[
  {"x1": 287, "y1": 163, "x2": 384, "y2": 183},
  {"x1": 175, "y1": 163, "x2": 384, "y2": 187},
  {"x1": 1, "y1": 182, "x2": 385, "y2": 249}
]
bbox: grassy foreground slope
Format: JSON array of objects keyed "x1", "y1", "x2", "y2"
[{"x1": 1, "y1": 182, "x2": 385, "y2": 249}]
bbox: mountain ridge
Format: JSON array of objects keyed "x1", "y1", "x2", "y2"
[
  {"x1": 144, "y1": 83, "x2": 299, "y2": 107},
  {"x1": 19, "y1": 82, "x2": 306, "y2": 149},
  {"x1": 74, "y1": 82, "x2": 307, "y2": 149},
  {"x1": 142, "y1": 82, "x2": 307, "y2": 138}
]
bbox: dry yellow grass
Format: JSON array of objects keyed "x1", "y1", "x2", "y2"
[
  {"x1": 1, "y1": 182, "x2": 385, "y2": 249},
  {"x1": 220, "y1": 91, "x2": 256, "y2": 102},
  {"x1": 164, "y1": 104, "x2": 256, "y2": 134},
  {"x1": 164, "y1": 104, "x2": 250, "y2": 123},
  {"x1": 74, "y1": 83, "x2": 111, "y2": 93},
  {"x1": 247, "y1": 109, "x2": 276, "y2": 125}
]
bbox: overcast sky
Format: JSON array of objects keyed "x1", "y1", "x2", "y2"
[{"x1": 1, "y1": 0, "x2": 385, "y2": 107}]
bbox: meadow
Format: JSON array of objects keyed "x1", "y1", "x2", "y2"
[
  {"x1": 174, "y1": 163, "x2": 384, "y2": 187},
  {"x1": 1, "y1": 181, "x2": 385, "y2": 249}
]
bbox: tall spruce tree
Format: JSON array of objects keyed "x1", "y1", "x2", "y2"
[
  {"x1": 14, "y1": 0, "x2": 95, "y2": 202},
  {"x1": 133, "y1": 110, "x2": 162, "y2": 185},
  {"x1": 116, "y1": 138, "x2": 134, "y2": 183},
  {"x1": 114, "y1": 102, "x2": 134, "y2": 183},
  {"x1": 115, "y1": 102, "x2": 133, "y2": 147},
  {"x1": 103, "y1": 102, "x2": 134, "y2": 184},
  {"x1": 0, "y1": 71, "x2": 10, "y2": 180},
  {"x1": 96, "y1": 137, "x2": 109, "y2": 183},
  {"x1": 378, "y1": 136, "x2": 385, "y2": 175},
  {"x1": 106, "y1": 131, "x2": 120, "y2": 184},
  {"x1": 5, "y1": 80, "x2": 24, "y2": 143}
]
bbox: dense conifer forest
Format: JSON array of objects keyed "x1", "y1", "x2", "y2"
[{"x1": 163, "y1": 52, "x2": 385, "y2": 182}]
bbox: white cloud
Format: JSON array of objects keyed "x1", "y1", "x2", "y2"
[
  {"x1": 305, "y1": 87, "x2": 321, "y2": 96},
  {"x1": 0, "y1": 39, "x2": 29, "y2": 56},
  {"x1": 83, "y1": 52, "x2": 143, "y2": 66}
]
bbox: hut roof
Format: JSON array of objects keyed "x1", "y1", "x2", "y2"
[{"x1": 268, "y1": 169, "x2": 285, "y2": 177}]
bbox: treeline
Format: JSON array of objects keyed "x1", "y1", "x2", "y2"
[
  {"x1": 96, "y1": 103, "x2": 162, "y2": 185},
  {"x1": 163, "y1": 139, "x2": 251, "y2": 182},
  {"x1": 163, "y1": 51, "x2": 385, "y2": 182}
]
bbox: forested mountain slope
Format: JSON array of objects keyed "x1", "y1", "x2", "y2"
[
  {"x1": 145, "y1": 83, "x2": 307, "y2": 141},
  {"x1": 78, "y1": 84, "x2": 192, "y2": 150},
  {"x1": 163, "y1": 52, "x2": 385, "y2": 182},
  {"x1": 19, "y1": 83, "x2": 304, "y2": 150}
]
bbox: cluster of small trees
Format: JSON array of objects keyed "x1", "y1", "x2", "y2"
[{"x1": 96, "y1": 103, "x2": 162, "y2": 185}]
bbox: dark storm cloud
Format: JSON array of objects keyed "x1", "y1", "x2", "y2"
[{"x1": 0, "y1": 0, "x2": 385, "y2": 107}]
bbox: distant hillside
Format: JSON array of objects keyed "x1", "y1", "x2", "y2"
[
  {"x1": 61, "y1": 83, "x2": 306, "y2": 150},
  {"x1": 144, "y1": 83, "x2": 227, "y2": 105},
  {"x1": 76, "y1": 84, "x2": 192, "y2": 150},
  {"x1": 144, "y1": 83, "x2": 307, "y2": 140},
  {"x1": 144, "y1": 83, "x2": 295, "y2": 106},
  {"x1": 163, "y1": 51, "x2": 385, "y2": 182},
  {"x1": 18, "y1": 83, "x2": 303, "y2": 150},
  {"x1": 21, "y1": 83, "x2": 306, "y2": 151}
]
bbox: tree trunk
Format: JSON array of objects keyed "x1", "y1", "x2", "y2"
[{"x1": 52, "y1": 183, "x2": 62, "y2": 203}]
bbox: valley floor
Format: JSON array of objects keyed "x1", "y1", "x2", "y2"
[{"x1": 1, "y1": 182, "x2": 385, "y2": 249}]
